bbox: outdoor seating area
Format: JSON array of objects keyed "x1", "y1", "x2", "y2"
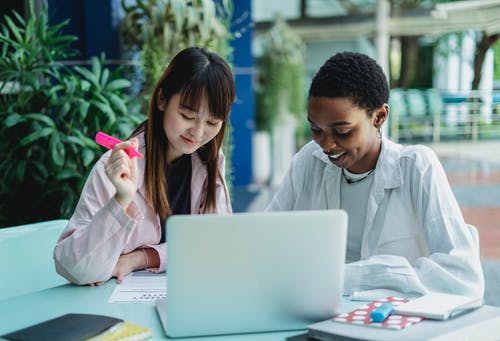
[{"x1": 389, "y1": 89, "x2": 500, "y2": 143}]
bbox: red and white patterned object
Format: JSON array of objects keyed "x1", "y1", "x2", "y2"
[{"x1": 333, "y1": 296, "x2": 424, "y2": 330}]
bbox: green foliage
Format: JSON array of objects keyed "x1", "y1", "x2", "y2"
[
  {"x1": 255, "y1": 17, "x2": 306, "y2": 135},
  {"x1": 494, "y1": 40, "x2": 500, "y2": 80},
  {"x1": 0, "y1": 3, "x2": 145, "y2": 227},
  {"x1": 120, "y1": 0, "x2": 233, "y2": 90}
]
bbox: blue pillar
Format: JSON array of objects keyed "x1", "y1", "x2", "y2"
[
  {"x1": 230, "y1": 0, "x2": 254, "y2": 186},
  {"x1": 83, "y1": 0, "x2": 121, "y2": 59},
  {"x1": 47, "y1": 0, "x2": 120, "y2": 60}
]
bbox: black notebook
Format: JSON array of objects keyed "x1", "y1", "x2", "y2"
[{"x1": 1, "y1": 313, "x2": 122, "y2": 341}]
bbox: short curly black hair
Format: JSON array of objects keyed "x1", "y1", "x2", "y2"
[{"x1": 309, "y1": 51, "x2": 389, "y2": 116}]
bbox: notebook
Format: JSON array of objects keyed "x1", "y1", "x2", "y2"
[
  {"x1": 155, "y1": 210, "x2": 348, "y2": 338},
  {"x1": 308, "y1": 305, "x2": 500, "y2": 341},
  {"x1": 331, "y1": 296, "x2": 424, "y2": 330},
  {"x1": 1, "y1": 313, "x2": 152, "y2": 341},
  {"x1": 393, "y1": 293, "x2": 483, "y2": 320}
]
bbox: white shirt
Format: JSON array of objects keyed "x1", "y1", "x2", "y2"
[{"x1": 266, "y1": 138, "x2": 484, "y2": 300}]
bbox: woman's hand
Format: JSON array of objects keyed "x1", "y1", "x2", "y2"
[
  {"x1": 104, "y1": 138, "x2": 139, "y2": 210},
  {"x1": 86, "y1": 249, "x2": 147, "y2": 286},
  {"x1": 111, "y1": 250, "x2": 146, "y2": 284}
]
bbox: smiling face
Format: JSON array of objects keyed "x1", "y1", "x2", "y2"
[
  {"x1": 160, "y1": 93, "x2": 223, "y2": 162},
  {"x1": 308, "y1": 96, "x2": 388, "y2": 174}
]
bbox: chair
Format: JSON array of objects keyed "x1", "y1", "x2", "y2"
[{"x1": 0, "y1": 220, "x2": 69, "y2": 300}]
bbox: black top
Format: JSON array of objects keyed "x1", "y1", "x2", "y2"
[{"x1": 160, "y1": 153, "x2": 192, "y2": 243}]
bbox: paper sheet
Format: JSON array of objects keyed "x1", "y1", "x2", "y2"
[{"x1": 108, "y1": 271, "x2": 167, "y2": 303}]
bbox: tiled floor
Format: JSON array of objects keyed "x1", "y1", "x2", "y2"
[
  {"x1": 440, "y1": 156, "x2": 500, "y2": 305},
  {"x1": 441, "y1": 158, "x2": 500, "y2": 260}
]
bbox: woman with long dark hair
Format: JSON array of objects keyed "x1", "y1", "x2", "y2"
[{"x1": 54, "y1": 47, "x2": 236, "y2": 285}]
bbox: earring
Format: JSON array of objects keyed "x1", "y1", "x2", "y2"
[
  {"x1": 377, "y1": 127, "x2": 382, "y2": 139},
  {"x1": 157, "y1": 97, "x2": 167, "y2": 111}
]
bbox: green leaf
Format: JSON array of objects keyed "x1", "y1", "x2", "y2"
[
  {"x1": 66, "y1": 136, "x2": 86, "y2": 147},
  {"x1": 5, "y1": 113, "x2": 24, "y2": 127},
  {"x1": 19, "y1": 127, "x2": 54, "y2": 146},
  {"x1": 24, "y1": 113, "x2": 56, "y2": 127},
  {"x1": 75, "y1": 131, "x2": 98, "y2": 148},
  {"x1": 50, "y1": 133, "x2": 65, "y2": 167},
  {"x1": 24, "y1": 12, "x2": 34, "y2": 45},
  {"x1": 109, "y1": 93, "x2": 128, "y2": 115},
  {"x1": 12, "y1": 11, "x2": 26, "y2": 28},
  {"x1": 4, "y1": 16, "x2": 23, "y2": 43},
  {"x1": 104, "y1": 79, "x2": 131, "y2": 91},
  {"x1": 82, "y1": 148, "x2": 96, "y2": 167},
  {"x1": 55, "y1": 168, "x2": 80, "y2": 180},
  {"x1": 38, "y1": 6, "x2": 47, "y2": 41},
  {"x1": 74, "y1": 66, "x2": 99, "y2": 88},
  {"x1": 92, "y1": 100, "x2": 116, "y2": 122},
  {"x1": 58, "y1": 102, "x2": 71, "y2": 118},
  {"x1": 16, "y1": 160, "x2": 26, "y2": 182},
  {"x1": 91, "y1": 56, "x2": 101, "y2": 81},
  {"x1": 79, "y1": 101, "x2": 90, "y2": 120},
  {"x1": 32, "y1": 161, "x2": 48, "y2": 180},
  {"x1": 93, "y1": 92, "x2": 110, "y2": 105},
  {"x1": 100, "y1": 68, "x2": 110, "y2": 88}
]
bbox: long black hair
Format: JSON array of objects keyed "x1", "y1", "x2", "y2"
[{"x1": 133, "y1": 47, "x2": 235, "y2": 218}]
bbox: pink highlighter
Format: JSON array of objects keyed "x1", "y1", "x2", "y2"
[{"x1": 95, "y1": 131, "x2": 143, "y2": 158}]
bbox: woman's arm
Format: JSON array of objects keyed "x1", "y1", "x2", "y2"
[{"x1": 53, "y1": 153, "x2": 143, "y2": 285}]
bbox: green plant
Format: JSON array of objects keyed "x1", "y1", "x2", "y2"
[
  {"x1": 255, "y1": 16, "x2": 306, "y2": 143},
  {"x1": 0, "y1": 2, "x2": 145, "y2": 227},
  {"x1": 120, "y1": 0, "x2": 233, "y2": 90}
]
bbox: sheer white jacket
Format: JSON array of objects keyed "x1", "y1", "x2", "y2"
[{"x1": 266, "y1": 138, "x2": 484, "y2": 300}]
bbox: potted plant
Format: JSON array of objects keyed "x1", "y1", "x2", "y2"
[{"x1": 255, "y1": 16, "x2": 306, "y2": 186}]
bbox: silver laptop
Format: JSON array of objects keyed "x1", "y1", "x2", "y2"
[{"x1": 155, "y1": 210, "x2": 347, "y2": 338}]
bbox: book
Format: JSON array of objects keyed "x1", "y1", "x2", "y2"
[
  {"x1": 393, "y1": 293, "x2": 482, "y2": 320},
  {"x1": 1, "y1": 313, "x2": 152, "y2": 341},
  {"x1": 308, "y1": 304, "x2": 500, "y2": 341},
  {"x1": 86, "y1": 321, "x2": 152, "y2": 341}
]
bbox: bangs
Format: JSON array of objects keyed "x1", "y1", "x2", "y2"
[{"x1": 178, "y1": 66, "x2": 233, "y2": 120}]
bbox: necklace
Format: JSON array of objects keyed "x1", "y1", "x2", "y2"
[{"x1": 342, "y1": 168, "x2": 375, "y2": 184}]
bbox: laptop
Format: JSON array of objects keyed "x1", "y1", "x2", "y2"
[{"x1": 155, "y1": 210, "x2": 347, "y2": 338}]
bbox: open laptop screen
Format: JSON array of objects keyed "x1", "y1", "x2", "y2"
[{"x1": 158, "y1": 210, "x2": 347, "y2": 338}]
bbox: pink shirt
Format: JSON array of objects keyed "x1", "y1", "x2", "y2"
[{"x1": 53, "y1": 133, "x2": 232, "y2": 285}]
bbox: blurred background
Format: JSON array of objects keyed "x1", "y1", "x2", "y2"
[{"x1": 1, "y1": 1, "x2": 500, "y2": 304}]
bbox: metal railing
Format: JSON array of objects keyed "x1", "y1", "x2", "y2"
[{"x1": 389, "y1": 89, "x2": 500, "y2": 143}]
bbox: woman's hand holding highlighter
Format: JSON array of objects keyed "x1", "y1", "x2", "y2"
[{"x1": 95, "y1": 132, "x2": 143, "y2": 158}]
